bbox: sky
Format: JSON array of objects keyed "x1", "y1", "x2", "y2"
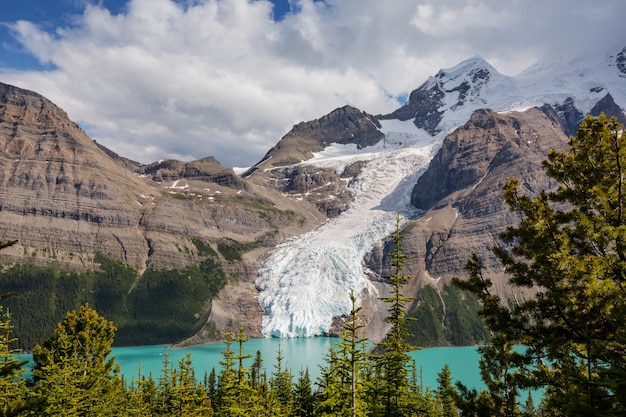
[{"x1": 0, "y1": 0, "x2": 625, "y2": 168}]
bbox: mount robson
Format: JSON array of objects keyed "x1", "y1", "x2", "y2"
[{"x1": 2, "y1": 44, "x2": 626, "y2": 350}]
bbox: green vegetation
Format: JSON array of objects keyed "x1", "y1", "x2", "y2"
[
  {"x1": 31, "y1": 304, "x2": 125, "y2": 415},
  {"x1": 0, "y1": 214, "x2": 461, "y2": 416},
  {"x1": 192, "y1": 237, "x2": 218, "y2": 257},
  {"x1": 0, "y1": 296, "x2": 28, "y2": 416},
  {"x1": 0, "y1": 260, "x2": 129, "y2": 350},
  {"x1": 454, "y1": 113, "x2": 626, "y2": 416},
  {"x1": 4, "y1": 114, "x2": 626, "y2": 415},
  {"x1": 226, "y1": 194, "x2": 281, "y2": 211},
  {"x1": 160, "y1": 190, "x2": 194, "y2": 201},
  {"x1": 217, "y1": 238, "x2": 258, "y2": 262},
  {"x1": 376, "y1": 214, "x2": 419, "y2": 416},
  {"x1": 0, "y1": 253, "x2": 228, "y2": 349},
  {"x1": 226, "y1": 194, "x2": 304, "y2": 227},
  {"x1": 406, "y1": 284, "x2": 489, "y2": 347},
  {"x1": 122, "y1": 258, "x2": 227, "y2": 345}
]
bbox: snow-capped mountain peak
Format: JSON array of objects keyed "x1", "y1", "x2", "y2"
[
  {"x1": 434, "y1": 55, "x2": 495, "y2": 84},
  {"x1": 254, "y1": 43, "x2": 626, "y2": 340}
]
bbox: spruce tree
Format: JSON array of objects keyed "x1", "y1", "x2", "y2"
[
  {"x1": 0, "y1": 241, "x2": 25, "y2": 416},
  {"x1": 251, "y1": 350, "x2": 263, "y2": 391},
  {"x1": 455, "y1": 114, "x2": 626, "y2": 416},
  {"x1": 293, "y1": 369, "x2": 314, "y2": 417},
  {"x1": 232, "y1": 326, "x2": 260, "y2": 416},
  {"x1": 0, "y1": 305, "x2": 28, "y2": 416},
  {"x1": 344, "y1": 292, "x2": 368, "y2": 417},
  {"x1": 377, "y1": 214, "x2": 417, "y2": 416},
  {"x1": 316, "y1": 291, "x2": 368, "y2": 417},
  {"x1": 454, "y1": 256, "x2": 523, "y2": 416},
  {"x1": 31, "y1": 304, "x2": 124, "y2": 416},
  {"x1": 170, "y1": 353, "x2": 213, "y2": 416},
  {"x1": 215, "y1": 328, "x2": 259, "y2": 416},
  {"x1": 127, "y1": 367, "x2": 157, "y2": 416},
  {"x1": 269, "y1": 345, "x2": 293, "y2": 416},
  {"x1": 207, "y1": 367, "x2": 217, "y2": 406},
  {"x1": 215, "y1": 331, "x2": 237, "y2": 416},
  {"x1": 436, "y1": 364, "x2": 459, "y2": 417}
]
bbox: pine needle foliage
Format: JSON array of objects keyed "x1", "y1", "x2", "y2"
[
  {"x1": 377, "y1": 214, "x2": 418, "y2": 417},
  {"x1": 455, "y1": 114, "x2": 626, "y2": 416}
]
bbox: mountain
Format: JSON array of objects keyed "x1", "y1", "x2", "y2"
[
  {"x1": 0, "y1": 81, "x2": 326, "y2": 347},
  {"x1": 1, "y1": 45, "x2": 626, "y2": 348},
  {"x1": 249, "y1": 45, "x2": 626, "y2": 343}
]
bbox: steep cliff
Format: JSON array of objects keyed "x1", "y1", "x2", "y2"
[
  {"x1": 3, "y1": 43, "x2": 626, "y2": 349},
  {"x1": 0, "y1": 81, "x2": 326, "y2": 347}
]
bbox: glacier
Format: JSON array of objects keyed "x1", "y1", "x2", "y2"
[
  {"x1": 255, "y1": 46, "x2": 626, "y2": 339},
  {"x1": 255, "y1": 120, "x2": 438, "y2": 338}
]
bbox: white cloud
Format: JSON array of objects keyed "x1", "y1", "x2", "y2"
[
  {"x1": 411, "y1": 1, "x2": 509, "y2": 37},
  {"x1": 1, "y1": 0, "x2": 625, "y2": 167}
]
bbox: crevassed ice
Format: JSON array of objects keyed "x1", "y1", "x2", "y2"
[
  {"x1": 256, "y1": 121, "x2": 437, "y2": 338},
  {"x1": 254, "y1": 48, "x2": 626, "y2": 338}
]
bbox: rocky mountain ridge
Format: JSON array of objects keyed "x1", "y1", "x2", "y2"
[
  {"x1": 2, "y1": 44, "x2": 626, "y2": 347},
  {"x1": 247, "y1": 45, "x2": 626, "y2": 342}
]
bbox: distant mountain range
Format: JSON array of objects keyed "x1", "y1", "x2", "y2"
[{"x1": 1, "y1": 43, "x2": 625, "y2": 349}]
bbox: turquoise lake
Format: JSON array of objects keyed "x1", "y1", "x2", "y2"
[{"x1": 18, "y1": 337, "x2": 486, "y2": 391}]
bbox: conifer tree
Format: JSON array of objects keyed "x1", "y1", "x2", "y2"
[
  {"x1": 251, "y1": 350, "x2": 263, "y2": 391},
  {"x1": 31, "y1": 304, "x2": 124, "y2": 416},
  {"x1": 437, "y1": 364, "x2": 459, "y2": 417},
  {"x1": 269, "y1": 345, "x2": 293, "y2": 416},
  {"x1": 476, "y1": 334, "x2": 522, "y2": 416},
  {"x1": 206, "y1": 367, "x2": 217, "y2": 406},
  {"x1": 315, "y1": 343, "x2": 343, "y2": 416},
  {"x1": 127, "y1": 367, "x2": 157, "y2": 416},
  {"x1": 0, "y1": 241, "x2": 25, "y2": 416},
  {"x1": 344, "y1": 292, "x2": 368, "y2": 417},
  {"x1": 455, "y1": 114, "x2": 626, "y2": 416},
  {"x1": 215, "y1": 331, "x2": 237, "y2": 416},
  {"x1": 377, "y1": 214, "x2": 417, "y2": 416},
  {"x1": 0, "y1": 305, "x2": 28, "y2": 416},
  {"x1": 156, "y1": 352, "x2": 176, "y2": 414},
  {"x1": 316, "y1": 291, "x2": 368, "y2": 417},
  {"x1": 232, "y1": 326, "x2": 260, "y2": 416},
  {"x1": 361, "y1": 359, "x2": 384, "y2": 417},
  {"x1": 170, "y1": 353, "x2": 213, "y2": 416},
  {"x1": 215, "y1": 328, "x2": 259, "y2": 416},
  {"x1": 293, "y1": 369, "x2": 314, "y2": 417},
  {"x1": 454, "y1": 256, "x2": 523, "y2": 416}
]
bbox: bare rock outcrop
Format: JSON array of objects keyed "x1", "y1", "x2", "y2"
[
  {"x1": 245, "y1": 105, "x2": 382, "y2": 174},
  {"x1": 398, "y1": 107, "x2": 568, "y2": 300},
  {"x1": 0, "y1": 81, "x2": 337, "y2": 346}
]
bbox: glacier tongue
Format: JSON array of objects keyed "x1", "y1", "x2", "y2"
[
  {"x1": 255, "y1": 45, "x2": 626, "y2": 338},
  {"x1": 256, "y1": 123, "x2": 438, "y2": 338}
]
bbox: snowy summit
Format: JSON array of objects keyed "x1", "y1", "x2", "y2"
[{"x1": 255, "y1": 45, "x2": 626, "y2": 339}]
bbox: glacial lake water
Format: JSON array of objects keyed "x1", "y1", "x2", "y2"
[{"x1": 19, "y1": 337, "x2": 486, "y2": 391}]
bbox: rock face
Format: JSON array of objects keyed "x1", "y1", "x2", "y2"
[
  {"x1": 0, "y1": 82, "x2": 155, "y2": 268},
  {"x1": 617, "y1": 46, "x2": 626, "y2": 76},
  {"x1": 394, "y1": 107, "x2": 568, "y2": 301},
  {"x1": 139, "y1": 157, "x2": 245, "y2": 189},
  {"x1": 590, "y1": 93, "x2": 626, "y2": 125},
  {"x1": 380, "y1": 56, "x2": 499, "y2": 136},
  {"x1": 2, "y1": 41, "x2": 626, "y2": 348},
  {"x1": 244, "y1": 105, "x2": 381, "y2": 218},
  {"x1": 380, "y1": 77, "x2": 445, "y2": 135},
  {"x1": 0, "y1": 82, "x2": 322, "y2": 269},
  {"x1": 0, "y1": 81, "x2": 329, "y2": 344},
  {"x1": 246, "y1": 105, "x2": 383, "y2": 173}
]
